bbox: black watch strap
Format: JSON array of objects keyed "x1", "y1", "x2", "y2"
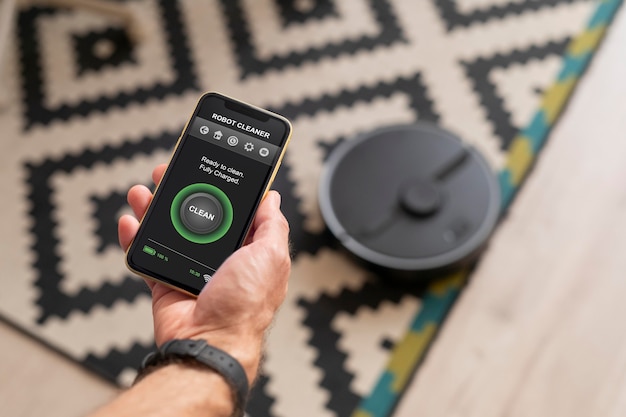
[{"x1": 138, "y1": 339, "x2": 249, "y2": 416}]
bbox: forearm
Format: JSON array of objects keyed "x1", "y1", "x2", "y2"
[
  {"x1": 89, "y1": 334, "x2": 263, "y2": 417},
  {"x1": 89, "y1": 363, "x2": 235, "y2": 417}
]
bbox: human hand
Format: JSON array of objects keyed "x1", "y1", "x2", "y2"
[{"x1": 118, "y1": 164, "x2": 291, "y2": 383}]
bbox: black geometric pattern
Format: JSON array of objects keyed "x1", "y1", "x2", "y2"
[
  {"x1": 0, "y1": 0, "x2": 606, "y2": 415},
  {"x1": 463, "y1": 38, "x2": 571, "y2": 150},
  {"x1": 17, "y1": 0, "x2": 199, "y2": 128},
  {"x1": 84, "y1": 341, "x2": 156, "y2": 383},
  {"x1": 434, "y1": 0, "x2": 591, "y2": 30},
  {"x1": 26, "y1": 133, "x2": 171, "y2": 323},
  {"x1": 92, "y1": 191, "x2": 128, "y2": 254},
  {"x1": 221, "y1": 0, "x2": 407, "y2": 78},
  {"x1": 296, "y1": 280, "x2": 423, "y2": 417},
  {"x1": 276, "y1": 0, "x2": 337, "y2": 26},
  {"x1": 73, "y1": 27, "x2": 136, "y2": 76}
]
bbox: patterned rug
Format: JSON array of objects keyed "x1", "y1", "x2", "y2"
[{"x1": 0, "y1": 1, "x2": 620, "y2": 416}]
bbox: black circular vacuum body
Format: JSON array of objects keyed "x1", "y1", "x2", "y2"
[{"x1": 319, "y1": 123, "x2": 500, "y2": 275}]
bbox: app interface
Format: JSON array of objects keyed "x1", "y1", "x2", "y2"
[{"x1": 130, "y1": 98, "x2": 288, "y2": 294}]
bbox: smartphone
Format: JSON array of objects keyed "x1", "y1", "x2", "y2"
[{"x1": 126, "y1": 92, "x2": 292, "y2": 296}]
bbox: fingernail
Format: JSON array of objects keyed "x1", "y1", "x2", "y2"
[{"x1": 273, "y1": 191, "x2": 282, "y2": 208}]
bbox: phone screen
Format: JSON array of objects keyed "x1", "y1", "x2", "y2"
[{"x1": 127, "y1": 93, "x2": 291, "y2": 295}]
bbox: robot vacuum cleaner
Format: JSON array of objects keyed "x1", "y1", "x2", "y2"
[{"x1": 319, "y1": 123, "x2": 500, "y2": 276}]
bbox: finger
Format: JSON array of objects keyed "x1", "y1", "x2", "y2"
[
  {"x1": 142, "y1": 277, "x2": 157, "y2": 291},
  {"x1": 250, "y1": 191, "x2": 289, "y2": 247},
  {"x1": 152, "y1": 164, "x2": 167, "y2": 186},
  {"x1": 127, "y1": 184, "x2": 153, "y2": 219},
  {"x1": 241, "y1": 191, "x2": 277, "y2": 246},
  {"x1": 251, "y1": 190, "x2": 280, "y2": 229},
  {"x1": 242, "y1": 232, "x2": 254, "y2": 247},
  {"x1": 118, "y1": 214, "x2": 139, "y2": 251}
]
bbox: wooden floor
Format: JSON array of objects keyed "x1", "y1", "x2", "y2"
[
  {"x1": 0, "y1": 320, "x2": 118, "y2": 416},
  {"x1": 2, "y1": 7, "x2": 626, "y2": 417}
]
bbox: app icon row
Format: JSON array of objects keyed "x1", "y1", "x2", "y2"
[{"x1": 198, "y1": 125, "x2": 270, "y2": 158}]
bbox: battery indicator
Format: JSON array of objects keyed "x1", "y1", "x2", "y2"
[{"x1": 143, "y1": 245, "x2": 157, "y2": 256}]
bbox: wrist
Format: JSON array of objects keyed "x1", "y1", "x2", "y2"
[
  {"x1": 138, "y1": 339, "x2": 251, "y2": 417},
  {"x1": 94, "y1": 362, "x2": 236, "y2": 417},
  {"x1": 137, "y1": 362, "x2": 235, "y2": 417},
  {"x1": 183, "y1": 329, "x2": 264, "y2": 384}
]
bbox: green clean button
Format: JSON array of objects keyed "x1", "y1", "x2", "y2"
[{"x1": 171, "y1": 184, "x2": 233, "y2": 244}]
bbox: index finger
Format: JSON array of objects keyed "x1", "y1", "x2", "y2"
[
  {"x1": 250, "y1": 191, "x2": 290, "y2": 246},
  {"x1": 152, "y1": 164, "x2": 167, "y2": 186}
]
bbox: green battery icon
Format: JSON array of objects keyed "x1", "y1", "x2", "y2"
[{"x1": 143, "y1": 245, "x2": 156, "y2": 256}]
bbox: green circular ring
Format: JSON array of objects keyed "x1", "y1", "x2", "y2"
[{"x1": 171, "y1": 183, "x2": 233, "y2": 244}]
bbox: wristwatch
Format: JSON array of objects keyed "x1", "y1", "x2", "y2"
[{"x1": 137, "y1": 339, "x2": 249, "y2": 416}]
